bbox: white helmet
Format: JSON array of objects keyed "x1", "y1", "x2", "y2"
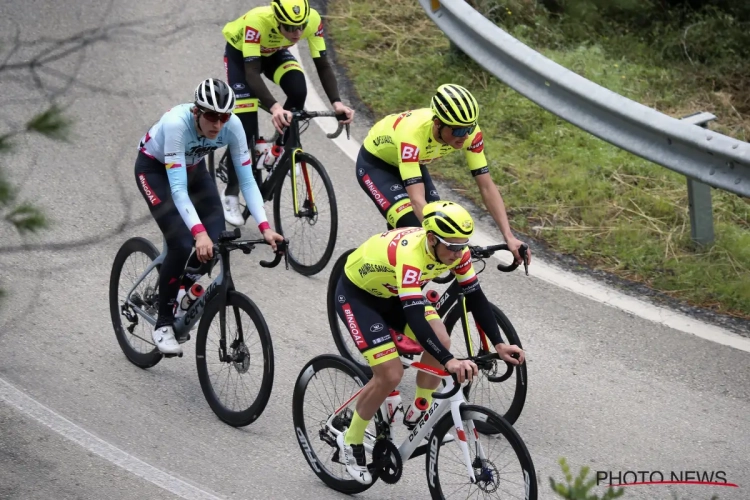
[{"x1": 194, "y1": 78, "x2": 235, "y2": 113}]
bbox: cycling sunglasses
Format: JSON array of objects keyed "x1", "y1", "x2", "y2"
[
  {"x1": 448, "y1": 123, "x2": 477, "y2": 137},
  {"x1": 201, "y1": 110, "x2": 231, "y2": 124},
  {"x1": 433, "y1": 233, "x2": 469, "y2": 253},
  {"x1": 279, "y1": 22, "x2": 307, "y2": 32}
]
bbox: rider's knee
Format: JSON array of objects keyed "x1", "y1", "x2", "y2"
[
  {"x1": 373, "y1": 359, "x2": 403, "y2": 390},
  {"x1": 281, "y1": 71, "x2": 307, "y2": 110}
]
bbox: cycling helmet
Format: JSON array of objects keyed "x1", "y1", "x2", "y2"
[
  {"x1": 430, "y1": 83, "x2": 479, "y2": 127},
  {"x1": 194, "y1": 78, "x2": 235, "y2": 114},
  {"x1": 272, "y1": 0, "x2": 310, "y2": 26},
  {"x1": 422, "y1": 201, "x2": 474, "y2": 239}
]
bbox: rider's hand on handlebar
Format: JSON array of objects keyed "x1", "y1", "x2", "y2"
[
  {"x1": 194, "y1": 231, "x2": 214, "y2": 263},
  {"x1": 262, "y1": 227, "x2": 285, "y2": 252},
  {"x1": 332, "y1": 101, "x2": 354, "y2": 124},
  {"x1": 270, "y1": 103, "x2": 292, "y2": 134},
  {"x1": 495, "y1": 343, "x2": 525, "y2": 365},
  {"x1": 445, "y1": 358, "x2": 478, "y2": 384},
  {"x1": 506, "y1": 236, "x2": 531, "y2": 267}
]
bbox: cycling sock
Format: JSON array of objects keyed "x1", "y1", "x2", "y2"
[
  {"x1": 413, "y1": 386, "x2": 434, "y2": 411},
  {"x1": 344, "y1": 410, "x2": 370, "y2": 446}
]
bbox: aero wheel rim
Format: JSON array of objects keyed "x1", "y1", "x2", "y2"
[{"x1": 118, "y1": 251, "x2": 160, "y2": 354}]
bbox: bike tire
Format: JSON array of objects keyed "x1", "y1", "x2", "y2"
[
  {"x1": 426, "y1": 404, "x2": 537, "y2": 500},
  {"x1": 272, "y1": 151, "x2": 338, "y2": 276},
  {"x1": 443, "y1": 303, "x2": 527, "y2": 428},
  {"x1": 327, "y1": 249, "x2": 373, "y2": 379},
  {"x1": 292, "y1": 354, "x2": 382, "y2": 494},
  {"x1": 195, "y1": 290, "x2": 274, "y2": 427},
  {"x1": 109, "y1": 237, "x2": 163, "y2": 369}
]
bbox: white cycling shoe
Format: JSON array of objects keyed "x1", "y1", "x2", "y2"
[
  {"x1": 152, "y1": 325, "x2": 182, "y2": 355},
  {"x1": 221, "y1": 189, "x2": 245, "y2": 227},
  {"x1": 337, "y1": 432, "x2": 372, "y2": 485}
]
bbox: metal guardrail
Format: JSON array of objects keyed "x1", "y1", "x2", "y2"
[{"x1": 420, "y1": 0, "x2": 750, "y2": 244}]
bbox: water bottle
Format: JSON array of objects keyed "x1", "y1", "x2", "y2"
[
  {"x1": 383, "y1": 390, "x2": 403, "y2": 423},
  {"x1": 254, "y1": 137, "x2": 270, "y2": 170},
  {"x1": 263, "y1": 145, "x2": 283, "y2": 170},
  {"x1": 175, "y1": 283, "x2": 204, "y2": 318}
]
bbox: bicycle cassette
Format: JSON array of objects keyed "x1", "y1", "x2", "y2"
[{"x1": 370, "y1": 439, "x2": 402, "y2": 484}]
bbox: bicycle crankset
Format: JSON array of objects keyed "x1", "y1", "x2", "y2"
[{"x1": 370, "y1": 439, "x2": 402, "y2": 484}]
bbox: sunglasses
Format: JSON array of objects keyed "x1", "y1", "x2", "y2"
[
  {"x1": 433, "y1": 233, "x2": 469, "y2": 253},
  {"x1": 201, "y1": 110, "x2": 231, "y2": 123},
  {"x1": 448, "y1": 123, "x2": 476, "y2": 137},
  {"x1": 279, "y1": 22, "x2": 307, "y2": 32}
]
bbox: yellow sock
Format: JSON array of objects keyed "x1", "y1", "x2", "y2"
[
  {"x1": 344, "y1": 410, "x2": 370, "y2": 446},
  {"x1": 413, "y1": 386, "x2": 434, "y2": 411}
]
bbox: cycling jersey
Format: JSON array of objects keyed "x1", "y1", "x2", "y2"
[
  {"x1": 342, "y1": 227, "x2": 502, "y2": 365},
  {"x1": 362, "y1": 108, "x2": 488, "y2": 186},
  {"x1": 222, "y1": 6, "x2": 326, "y2": 61},
  {"x1": 138, "y1": 103, "x2": 268, "y2": 236}
]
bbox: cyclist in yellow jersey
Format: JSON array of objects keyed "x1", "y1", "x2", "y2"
[
  {"x1": 220, "y1": 0, "x2": 354, "y2": 225},
  {"x1": 357, "y1": 83, "x2": 531, "y2": 266},
  {"x1": 332, "y1": 200, "x2": 525, "y2": 484}
]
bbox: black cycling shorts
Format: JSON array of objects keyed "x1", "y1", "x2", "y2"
[
  {"x1": 355, "y1": 147, "x2": 440, "y2": 229},
  {"x1": 334, "y1": 273, "x2": 438, "y2": 367}
]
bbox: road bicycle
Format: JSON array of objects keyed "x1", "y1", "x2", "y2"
[
  {"x1": 327, "y1": 243, "x2": 529, "y2": 430},
  {"x1": 292, "y1": 344, "x2": 537, "y2": 498},
  {"x1": 210, "y1": 107, "x2": 349, "y2": 276},
  {"x1": 109, "y1": 227, "x2": 287, "y2": 427}
]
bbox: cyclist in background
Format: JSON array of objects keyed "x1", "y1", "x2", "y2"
[
  {"x1": 332, "y1": 200, "x2": 525, "y2": 484},
  {"x1": 135, "y1": 78, "x2": 283, "y2": 356},
  {"x1": 220, "y1": 0, "x2": 355, "y2": 225},
  {"x1": 356, "y1": 83, "x2": 531, "y2": 266}
]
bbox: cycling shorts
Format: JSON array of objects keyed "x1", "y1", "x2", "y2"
[
  {"x1": 355, "y1": 147, "x2": 440, "y2": 229},
  {"x1": 334, "y1": 272, "x2": 439, "y2": 367}
]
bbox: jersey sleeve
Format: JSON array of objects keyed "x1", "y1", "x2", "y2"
[
  {"x1": 162, "y1": 117, "x2": 204, "y2": 236},
  {"x1": 392, "y1": 114, "x2": 423, "y2": 185},
  {"x1": 463, "y1": 126, "x2": 489, "y2": 176},
  {"x1": 395, "y1": 242, "x2": 454, "y2": 366},
  {"x1": 226, "y1": 116, "x2": 269, "y2": 232},
  {"x1": 452, "y1": 250, "x2": 503, "y2": 345},
  {"x1": 241, "y1": 12, "x2": 264, "y2": 60},
  {"x1": 306, "y1": 10, "x2": 326, "y2": 58}
]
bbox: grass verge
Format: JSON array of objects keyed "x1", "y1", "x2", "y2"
[{"x1": 324, "y1": 0, "x2": 750, "y2": 319}]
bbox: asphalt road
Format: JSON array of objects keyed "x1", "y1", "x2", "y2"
[{"x1": 0, "y1": 0, "x2": 748, "y2": 499}]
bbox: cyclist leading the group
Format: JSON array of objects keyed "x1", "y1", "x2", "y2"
[
  {"x1": 356, "y1": 83, "x2": 530, "y2": 266},
  {"x1": 333, "y1": 200, "x2": 526, "y2": 484},
  {"x1": 220, "y1": 0, "x2": 355, "y2": 225},
  {"x1": 135, "y1": 78, "x2": 284, "y2": 356}
]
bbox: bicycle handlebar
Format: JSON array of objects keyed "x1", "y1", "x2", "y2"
[
  {"x1": 470, "y1": 243, "x2": 529, "y2": 276},
  {"x1": 432, "y1": 352, "x2": 501, "y2": 399},
  {"x1": 184, "y1": 228, "x2": 289, "y2": 274},
  {"x1": 293, "y1": 110, "x2": 350, "y2": 140}
]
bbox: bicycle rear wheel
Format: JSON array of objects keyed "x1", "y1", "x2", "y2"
[
  {"x1": 109, "y1": 237, "x2": 163, "y2": 369},
  {"x1": 444, "y1": 303, "x2": 527, "y2": 428},
  {"x1": 292, "y1": 354, "x2": 384, "y2": 494},
  {"x1": 427, "y1": 405, "x2": 537, "y2": 500},
  {"x1": 273, "y1": 151, "x2": 337, "y2": 276},
  {"x1": 195, "y1": 290, "x2": 274, "y2": 427}
]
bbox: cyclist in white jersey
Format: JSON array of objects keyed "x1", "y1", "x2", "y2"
[{"x1": 135, "y1": 78, "x2": 283, "y2": 355}]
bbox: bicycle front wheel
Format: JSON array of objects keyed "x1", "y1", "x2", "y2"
[
  {"x1": 273, "y1": 151, "x2": 338, "y2": 276},
  {"x1": 195, "y1": 290, "x2": 274, "y2": 427},
  {"x1": 427, "y1": 405, "x2": 537, "y2": 500},
  {"x1": 444, "y1": 303, "x2": 527, "y2": 428},
  {"x1": 109, "y1": 237, "x2": 163, "y2": 369}
]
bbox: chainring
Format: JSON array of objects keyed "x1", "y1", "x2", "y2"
[{"x1": 370, "y1": 439, "x2": 402, "y2": 485}]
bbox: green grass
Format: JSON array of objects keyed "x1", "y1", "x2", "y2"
[{"x1": 326, "y1": 0, "x2": 750, "y2": 318}]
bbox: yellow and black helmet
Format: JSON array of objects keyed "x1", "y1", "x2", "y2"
[
  {"x1": 272, "y1": 0, "x2": 310, "y2": 26},
  {"x1": 430, "y1": 83, "x2": 479, "y2": 127},
  {"x1": 422, "y1": 201, "x2": 474, "y2": 239}
]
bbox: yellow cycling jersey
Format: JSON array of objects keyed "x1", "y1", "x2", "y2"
[
  {"x1": 344, "y1": 227, "x2": 478, "y2": 300},
  {"x1": 222, "y1": 6, "x2": 326, "y2": 60},
  {"x1": 362, "y1": 108, "x2": 489, "y2": 184}
]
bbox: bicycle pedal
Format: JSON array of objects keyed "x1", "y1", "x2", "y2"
[
  {"x1": 163, "y1": 352, "x2": 183, "y2": 359},
  {"x1": 177, "y1": 333, "x2": 191, "y2": 344}
]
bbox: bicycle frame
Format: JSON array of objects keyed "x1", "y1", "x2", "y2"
[
  {"x1": 429, "y1": 281, "x2": 489, "y2": 357},
  {"x1": 323, "y1": 358, "x2": 484, "y2": 484}
]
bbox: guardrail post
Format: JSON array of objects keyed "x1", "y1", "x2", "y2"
[{"x1": 680, "y1": 112, "x2": 716, "y2": 246}]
